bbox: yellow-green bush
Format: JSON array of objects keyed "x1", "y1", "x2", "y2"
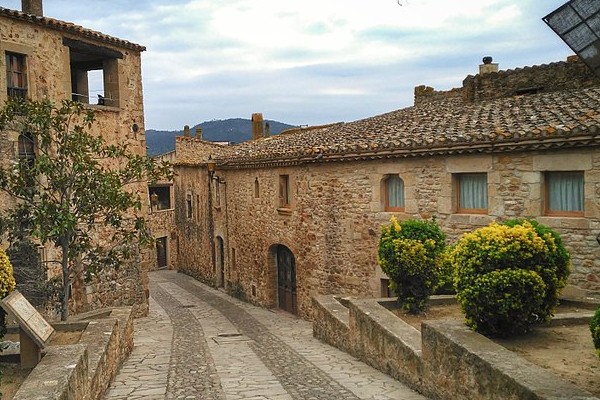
[
  {"x1": 0, "y1": 248, "x2": 15, "y2": 338},
  {"x1": 378, "y1": 217, "x2": 446, "y2": 313},
  {"x1": 452, "y1": 220, "x2": 569, "y2": 337},
  {"x1": 0, "y1": 249, "x2": 15, "y2": 300}
]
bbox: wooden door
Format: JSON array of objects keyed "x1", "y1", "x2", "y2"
[{"x1": 277, "y1": 245, "x2": 297, "y2": 315}]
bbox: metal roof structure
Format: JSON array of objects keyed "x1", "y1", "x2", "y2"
[{"x1": 544, "y1": 0, "x2": 600, "y2": 78}]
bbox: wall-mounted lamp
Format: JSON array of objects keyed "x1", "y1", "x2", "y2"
[
  {"x1": 207, "y1": 157, "x2": 216, "y2": 177},
  {"x1": 206, "y1": 156, "x2": 225, "y2": 184}
]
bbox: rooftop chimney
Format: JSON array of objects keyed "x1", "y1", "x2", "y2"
[
  {"x1": 265, "y1": 121, "x2": 271, "y2": 137},
  {"x1": 22, "y1": 0, "x2": 43, "y2": 16},
  {"x1": 183, "y1": 125, "x2": 190, "y2": 137},
  {"x1": 195, "y1": 127, "x2": 202, "y2": 140},
  {"x1": 479, "y1": 56, "x2": 498, "y2": 75},
  {"x1": 251, "y1": 113, "x2": 264, "y2": 140}
]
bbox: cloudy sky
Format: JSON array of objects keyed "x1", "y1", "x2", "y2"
[{"x1": 3, "y1": 0, "x2": 573, "y2": 130}]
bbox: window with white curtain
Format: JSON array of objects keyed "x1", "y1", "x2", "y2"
[
  {"x1": 385, "y1": 174, "x2": 405, "y2": 211},
  {"x1": 457, "y1": 173, "x2": 488, "y2": 213},
  {"x1": 545, "y1": 171, "x2": 584, "y2": 216}
]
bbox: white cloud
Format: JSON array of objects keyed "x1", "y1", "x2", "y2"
[{"x1": 1, "y1": 0, "x2": 574, "y2": 129}]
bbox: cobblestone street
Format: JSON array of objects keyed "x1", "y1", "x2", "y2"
[{"x1": 104, "y1": 270, "x2": 427, "y2": 399}]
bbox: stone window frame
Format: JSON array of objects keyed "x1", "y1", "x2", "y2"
[
  {"x1": 1, "y1": 42, "x2": 33, "y2": 103},
  {"x1": 454, "y1": 172, "x2": 488, "y2": 214},
  {"x1": 5, "y1": 51, "x2": 27, "y2": 99},
  {"x1": 543, "y1": 170, "x2": 584, "y2": 217},
  {"x1": 64, "y1": 38, "x2": 122, "y2": 108},
  {"x1": 278, "y1": 174, "x2": 291, "y2": 209},
  {"x1": 383, "y1": 174, "x2": 405, "y2": 212},
  {"x1": 148, "y1": 183, "x2": 173, "y2": 212}
]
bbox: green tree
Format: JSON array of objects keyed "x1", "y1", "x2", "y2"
[{"x1": 0, "y1": 98, "x2": 171, "y2": 320}]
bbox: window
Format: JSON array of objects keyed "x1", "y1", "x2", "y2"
[
  {"x1": 6, "y1": 52, "x2": 27, "y2": 99},
  {"x1": 254, "y1": 177, "x2": 260, "y2": 198},
  {"x1": 65, "y1": 38, "x2": 122, "y2": 107},
  {"x1": 456, "y1": 173, "x2": 488, "y2": 213},
  {"x1": 149, "y1": 185, "x2": 171, "y2": 211},
  {"x1": 384, "y1": 174, "x2": 404, "y2": 211},
  {"x1": 279, "y1": 175, "x2": 290, "y2": 208},
  {"x1": 545, "y1": 171, "x2": 584, "y2": 216},
  {"x1": 186, "y1": 194, "x2": 193, "y2": 219},
  {"x1": 18, "y1": 132, "x2": 35, "y2": 167}
]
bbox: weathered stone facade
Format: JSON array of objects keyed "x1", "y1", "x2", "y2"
[
  {"x1": 174, "y1": 57, "x2": 600, "y2": 319},
  {"x1": 0, "y1": 3, "x2": 150, "y2": 316}
]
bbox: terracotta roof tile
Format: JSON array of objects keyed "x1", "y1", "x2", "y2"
[
  {"x1": 217, "y1": 87, "x2": 600, "y2": 167},
  {"x1": 0, "y1": 7, "x2": 145, "y2": 51}
]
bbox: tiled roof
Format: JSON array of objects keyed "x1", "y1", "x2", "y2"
[
  {"x1": 217, "y1": 86, "x2": 600, "y2": 168},
  {"x1": 0, "y1": 7, "x2": 145, "y2": 51}
]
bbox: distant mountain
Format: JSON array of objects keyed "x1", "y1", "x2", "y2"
[{"x1": 145, "y1": 118, "x2": 296, "y2": 156}]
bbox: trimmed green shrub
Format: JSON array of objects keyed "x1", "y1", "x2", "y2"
[
  {"x1": 452, "y1": 220, "x2": 569, "y2": 337},
  {"x1": 458, "y1": 269, "x2": 545, "y2": 336},
  {"x1": 502, "y1": 219, "x2": 570, "y2": 317},
  {"x1": 378, "y1": 217, "x2": 446, "y2": 313},
  {"x1": 434, "y1": 246, "x2": 455, "y2": 295},
  {"x1": 591, "y1": 306, "x2": 600, "y2": 358}
]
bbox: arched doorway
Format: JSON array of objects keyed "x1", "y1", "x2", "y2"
[
  {"x1": 216, "y1": 236, "x2": 225, "y2": 287},
  {"x1": 276, "y1": 245, "x2": 297, "y2": 315}
]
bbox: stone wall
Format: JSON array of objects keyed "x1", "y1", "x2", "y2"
[
  {"x1": 312, "y1": 295, "x2": 598, "y2": 400},
  {"x1": 0, "y1": 14, "x2": 149, "y2": 315},
  {"x1": 12, "y1": 307, "x2": 134, "y2": 400},
  {"x1": 414, "y1": 57, "x2": 600, "y2": 106},
  {"x1": 175, "y1": 145, "x2": 600, "y2": 318}
]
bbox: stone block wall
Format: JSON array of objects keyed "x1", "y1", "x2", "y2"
[{"x1": 175, "y1": 145, "x2": 600, "y2": 318}]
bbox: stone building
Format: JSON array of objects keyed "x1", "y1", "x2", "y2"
[
  {"x1": 173, "y1": 56, "x2": 600, "y2": 319},
  {"x1": 0, "y1": 1, "x2": 151, "y2": 315},
  {"x1": 148, "y1": 150, "x2": 177, "y2": 271}
]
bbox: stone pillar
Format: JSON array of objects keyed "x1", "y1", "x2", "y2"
[
  {"x1": 251, "y1": 113, "x2": 264, "y2": 140},
  {"x1": 19, "y1": 328, "x2": 41, "y2": 368}
]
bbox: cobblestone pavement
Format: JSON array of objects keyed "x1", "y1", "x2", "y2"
[{"x1": 104, "y1": 270, "x2": 428, "y2": 400}]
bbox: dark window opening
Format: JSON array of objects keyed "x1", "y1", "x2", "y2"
[
  {"x1": 515, "y1": 86, "x2": 544, "y2": 96},
  {"x1": 64, "y1": 38, "x2": 122, "y2": 107},
  {"x1": 149, "y1": 185, "x2": 171, "y2": 211},
  {"x1": 6, "y1": 52, "x2": 27, "y2": 99},
  {"x1": 186, "y1": 194, "x2": 193, "y2": 219}
]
